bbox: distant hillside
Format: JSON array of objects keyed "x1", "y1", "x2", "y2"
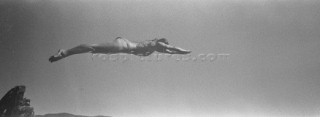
[{"x1": 35, "y1": 113, "x2": 111, "y2": 117}]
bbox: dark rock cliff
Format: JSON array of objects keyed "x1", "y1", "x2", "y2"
[{"x1": 0, "y1": 86, "x2": 34, "y2": 117}]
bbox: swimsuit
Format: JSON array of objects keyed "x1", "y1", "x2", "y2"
[
  {"x1": 134, "y1": 39, "x2": 158, "y2": 56},
  {"x1": 136, "y1": 39, "x2": 157, "y2": 49},
  {"x1": 114, "y1": 37, "x2": 158, "y2": 55}
]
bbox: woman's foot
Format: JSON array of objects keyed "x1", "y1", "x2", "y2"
[{"x1": 49, "y1": 49, "x2": 66, "y2": 62}]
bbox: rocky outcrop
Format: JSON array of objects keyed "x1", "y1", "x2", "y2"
[{"x1": 0, "y1": 86, "x2": 34, "y2": 117}]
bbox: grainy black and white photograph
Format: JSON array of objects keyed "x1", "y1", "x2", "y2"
[{"x1": 1, "y1": 0, "x2": 320, "y2": 117}]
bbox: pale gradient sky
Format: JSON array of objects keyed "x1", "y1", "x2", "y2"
[{"x1": 1, "y1": 0, "x2": 320, "y2": 117}]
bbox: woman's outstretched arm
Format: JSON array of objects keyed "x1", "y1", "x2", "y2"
[{"x1": 157, "y1": 42, "x2": 191, "y2": 54}]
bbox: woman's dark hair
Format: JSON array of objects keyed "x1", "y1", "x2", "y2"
[{"x1": 157, "y1": 38, "x2": 169, "y2": 44}]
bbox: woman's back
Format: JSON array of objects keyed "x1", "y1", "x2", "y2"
[{"x1": 113, "y1": 37, "x2": 137, "y2": 52}]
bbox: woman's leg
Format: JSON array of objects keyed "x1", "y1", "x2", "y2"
[
  {"x1": 49, "y1": 44, "x2": 96, "y2": 62},
  {"x1": 64, "y1": 44, "x2": 96, "y2": 56}
]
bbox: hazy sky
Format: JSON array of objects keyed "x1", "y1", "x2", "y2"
[{"x1": 1, "y1": 0, "x2": 320, "y2": 117}]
